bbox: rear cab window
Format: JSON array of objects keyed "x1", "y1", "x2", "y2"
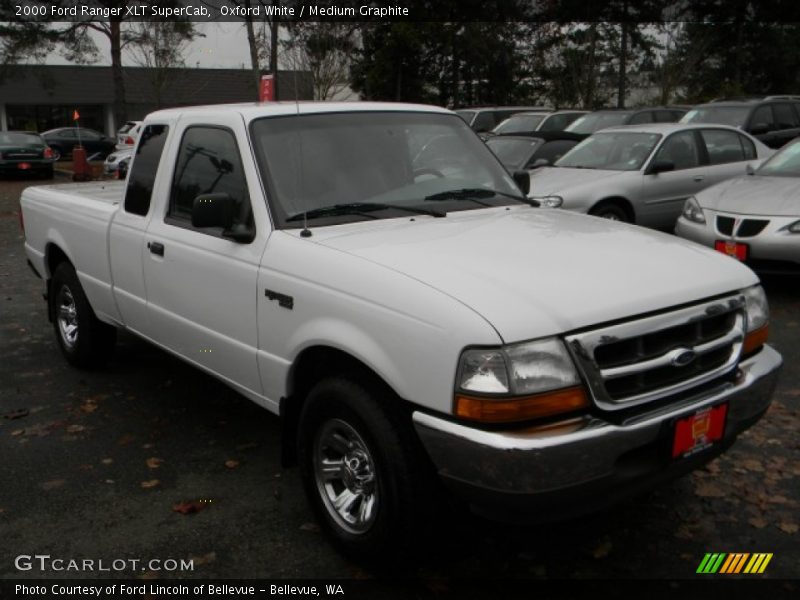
[{"x1": 123, "y1": 124, "x2": 169, "y2": 216}]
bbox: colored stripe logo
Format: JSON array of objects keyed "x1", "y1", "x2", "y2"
[{"x1": 696, "y1": 553, "x2": 772, "y2": 574}]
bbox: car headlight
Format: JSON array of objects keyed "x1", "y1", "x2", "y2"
[
  {"x1": 531, "y1": 195, "x2": 563, "y2": 208},
  {"x1": 742, "y1": 284, "x2": 769, "y2": 355},
  {"x1": 682, "y1": 196, "x2": 706, "y2": 224},
  {"x1": 455, "y1": 338, "x2": 588, "y2": 423}
]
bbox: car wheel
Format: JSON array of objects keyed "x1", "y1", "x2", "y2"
[
  {"x1": 297, "y1": 377, "x2": 438, "y2": 563},
  {"x1": 51, "y1": 262, "x2": 117, "y2": 368},
  {"x1": 589, "y1": 201, "x2": 631, "y2": 222}
]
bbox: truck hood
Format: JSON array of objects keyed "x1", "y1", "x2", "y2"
[
  {"x1": 697, "y1": 175, "x2": 800, "y2": 216},
  {"x1": 528, "y1": 166, "x2": 625, "y2": 196},
  {"x1": 307, "y1": 207, "x2": 757, "y2": 342}
]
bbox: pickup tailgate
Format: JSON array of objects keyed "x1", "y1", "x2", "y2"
[{"x1": 22, "y1": 181, "x2": 125, "y2": 323}]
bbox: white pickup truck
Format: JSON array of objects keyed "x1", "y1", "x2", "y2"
[{"x1": 21, "y1": 103, "x2": 781, "y2": 560}]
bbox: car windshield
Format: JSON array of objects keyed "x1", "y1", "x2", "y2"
[
  {"x1": 555, "y1": 131, "x2": 661, "y2": 171},
  {"x1": 565, "y1": 112, "x2": 631, "y2": 134},
  {"x1": 757, "y1": 140, "x2": 800, "y2": 177},
  {"x1": 455, "y1": 110, "x2": 475, "y2": 125},
  {"x1": 681, "y1": 106, "x2": 750, "y2": 127},
  {"x1": 0, "y1": 132, "x2": 43, "y2": 146},
  {"x1": 486, "y1": 137, "x2": 542, "y2": 170},
  {"x1": 250, "y1": 111, "x2": 523, "y2": 227},
  {"x1": 492, "y1": 114, "x2": 546, "y2": 134}
]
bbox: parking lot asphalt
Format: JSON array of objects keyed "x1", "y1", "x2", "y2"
[{"x1": 1, "y1": 176, "x2": 798, "y2": 583}]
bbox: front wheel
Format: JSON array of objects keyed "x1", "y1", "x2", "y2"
[
  {"x1": 297, "y1": 377, "x2": 438, "y2": 562},
  {"x1": 51, "y1": 262, "x2": 116, "y2": 368},
  {"x1": 589, "y1": 201, "x2": 631, "y2": 222}
]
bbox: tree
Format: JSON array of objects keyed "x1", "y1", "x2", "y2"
[{"x1": 282, "y1": 23, "x2": 357, "y2": 100}]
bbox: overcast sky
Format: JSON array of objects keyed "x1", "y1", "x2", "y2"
[{"x1": 46, "y1": 23, "x2": 258, "y2": 70}]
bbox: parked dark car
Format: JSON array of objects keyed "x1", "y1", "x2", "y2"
[
  {"x1": 485, "y1": 132, "x2": 583, "y2": 171},
  {"x1": 41, "y1": 127, "x2": 115, "y2": 161},
  {"x1": 483, "y1": 110, "x2": 587, "y2": 139},
  {"x1": 565, "y1": 106, "x2": 688, "y2": 136},
  {"x1": 681, "y1": 96, "x2": 800, "y2": 148},
  {"x1": 0, "y1": 131, "x2": 55, "y2": 178},
  {"x1": 455, "y1": 106, "x2": 551, "y2": 133}
]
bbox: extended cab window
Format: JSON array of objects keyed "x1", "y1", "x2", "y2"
[
  {"x1": 168, "y1": 126, "x2": 253, "y2": 236},
  {"x1": 124, "y1": 124, "x2": 169, "y2": 216}
]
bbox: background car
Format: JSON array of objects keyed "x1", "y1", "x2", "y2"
[
  {"x1": 485, "y1": 132, "x2": 582, "y2": 171},
  {"x1": 681, "y1": 96, "x2": 800, "y2": 148},
  {"x1": 481, "y1": 110, "x2": 587, "y2": 140},
  {"x1": 41, "y1": 127, "x2": 115, "y2": 161},
  {"x1": 527, "y1": 123, "x2": 773, "y2": 228},
  {"x1": 0, "y1": 131, "x2": 55, "y2": 178},
  {"x1": 565, "y1": 106, "x2": 689, "y2": 136},
  {"x1": 455, "y1": 106, "x2": 551, "y2": 133},
  {"x1": 676, "y1": 137, "x2": 800, "y2": 274},
  {"x1": 103, "y1": 147, "x2": 134, "y2": 176},
  {"x1": 116, "y1": 120, "x2": 142, "y2": 150}
]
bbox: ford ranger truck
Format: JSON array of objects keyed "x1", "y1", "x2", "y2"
[{"x1": 20, "y1": 103, "x2": 782, "y2": 560}]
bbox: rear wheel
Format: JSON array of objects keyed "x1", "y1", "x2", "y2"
[
  {"x1": 297, "y1": 377, "x2": 438, "y2": 562},
  {"x1": 51, "y1": 262, "x2": 116, "y2": 368},
  {"x1": 589, "y1": 200, "x2": 631, "y2": 222}
]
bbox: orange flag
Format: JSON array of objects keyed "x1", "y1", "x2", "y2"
[{"x1": 72, "y1": 109, "x2": 80, "y2": 121}]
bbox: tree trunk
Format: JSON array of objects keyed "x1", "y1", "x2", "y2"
[
  {"x1": 245, "y1": 1, "x2": 260, "y2": 101},
  {"x1": 617, "y1": 20, "x2": 628, "y2": 108},
  {"x1": 109, "y1": 20, "x2": 126, "y2": 128},
  {"x1": 584, "y1": 24, "x2": 597, "y2": 109}
]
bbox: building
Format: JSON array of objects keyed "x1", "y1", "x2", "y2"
[{"x1": 0, "y1": 65, "x2": 313, "y2": 135}]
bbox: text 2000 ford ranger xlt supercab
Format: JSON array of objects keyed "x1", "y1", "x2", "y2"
[{"x1": 21, "y1": 103, "x2": 781, "y2": 559}]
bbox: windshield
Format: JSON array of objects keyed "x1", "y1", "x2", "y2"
[
  {"x1": 492, "y1": 114, "x2": 546, "y2": 134},
  {"x1": 0, "y1": 132, "x2": 44, "y2": 146},
  {"x1": 565, "y1": 112, "x2": 631, "y2": 134},
  {"x1": 486, "y1": 137, "x2": 542, "y2": 170},
  {"x1": 455, "y1": 110, "x2": 475, "y2": 125},
  {"x1": 757, "y1": 140, "x2": 800, "y2": 177},
  {"x1": 556, "y1": 132, "x2": 662, "y2": 171},
  {"x1": 681, "y1": 106, "x2": 750, "y2": 127},
  {"x1": 250, "y1": 111, "x2": 522, "y2": 228}
]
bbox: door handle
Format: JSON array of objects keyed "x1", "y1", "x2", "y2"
[
  {"x1": 147, "y1": 241, "x2": 165, "y2": 257},
  {"x1": 693, "y1": 176, "x2": 705, "y2": 182}
]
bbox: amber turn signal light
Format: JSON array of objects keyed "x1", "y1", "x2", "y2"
[
  {"x1": 743, "y1": 323, "x2": 769, "y2": 356},
  {"x1": 454, "y1": 386, "x2": 589, "y2": 424}
]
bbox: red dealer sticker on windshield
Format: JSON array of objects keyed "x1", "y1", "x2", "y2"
[{"x1": 672, "y1": 404, "x2": 727, "y2": 459}]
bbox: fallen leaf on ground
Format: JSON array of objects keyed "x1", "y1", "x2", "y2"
[
  {"x1": 101, "y1": 458, "x2": 113, "y2": 465},
  {"x1": 300, "y1": 522, "x2": 320, "y2": 532},
  {"x1": 40, "y1": 479, "x2": 66, "y2": 490},
  {"x1": 748, "y1": 517, "x2": 768, "y2": 529},
  {"x1": 224, "y1": 460, "x2": 239, "y2": 469},
  {"x1": 146, "y1": 457, "x2": 163, "y2": 469},
  {"x1": 591, "y1": 538, "x2": 613, "y2": 559},
  {"x1": 11, "y1": 429, "x2": 24, "y2": 437},
  {"x1": 778, "y1": 522, "x2": 798, "y2": 534},
  {"x1": 173, "y1": 501, "x2": 205, "y2": 515},
  {"x1": 80, "y1": 400, "x2": 97, "y2": 414},
  {"x1": 236, "y1": 442, "x2": 259, "y2": 451},
  {"x1": 66, "y1": 424, "x2": 86, "y2": 433},
  {"x1": 742, "y1": 459, "x2": 764, "y2": 472},
  {"x1": 695, "y1": 483, "x2": 726, "y2": 498},
  {"x1": 3, "y1": 408, "x2": 29, "y2": 420},
  {"x1": 140, "y1": 479, "x2": 160, "y2": 489}
]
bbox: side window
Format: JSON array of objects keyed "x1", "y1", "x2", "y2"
[
  {"x1": 472, "y1": 112, "x2": 495, "y2": 132},
  {"x1": 654, "y1": 131, "x2": 700, "y2": 170},
  {"x1": 773, "y1": 103, "x2": 798, "y2": 128},
  {"x1": 628, "y1": 111, "x2": 653, "y2": 125},
  {"x1": 750, "y1": 105, "x2": 775, "y2": 131},
  {"x1": 124, "y1": 125, "x2": 169, "y2": 216},
  {"x1": 655, "y1": 110, "x2": 681, "y2": 123},
  {"x1": 168, "y1": 126, "x2": 252, "y2": 236},
  {"x1": 700, "y1": 129, "x2": 745, "y2": 165},
  {"x1": 738, "y1": 134, "x2": 757, "y2": 160}
]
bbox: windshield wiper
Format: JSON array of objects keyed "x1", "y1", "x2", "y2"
[
  {"x1": 286, "y1": 202, "x2": 445, "y2": 223},
  {"x1": 425, "y1": 187, "x2": 537, "y2": 207}
]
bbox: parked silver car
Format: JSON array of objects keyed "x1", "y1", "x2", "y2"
[
  {"x1": 527, "y1": 123, "x2": 773, "y2": 228},
  {"x1": 103, "y1": 147, "x2": 133, "y2": 175},
  {"x1": 675, "y1": 138, "x2": 800, "y2": 274}
]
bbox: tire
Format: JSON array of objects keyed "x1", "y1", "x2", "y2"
[
  {"x1": 297, "y1": 377, "x2": 438, "y2": 563},
  {"x1": 589, "y1": 201, "x2": 631, "y2": 222},
  {"x1": 51, "y1": 262, "x2": 116, "y2": 368}
]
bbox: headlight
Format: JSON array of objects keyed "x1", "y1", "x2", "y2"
[
  {"x1": 455, "y1": 338, "x2": 587, "y2": 423},
  {"x1": 531, "y1": 195, "x2": 563, "y2": 208},
  {"x1": 682, "y1": 196, "x2": 705, "y2": 224},
  {"x1": 742, "y1": 284, "x2": 769, "y2": 355}
]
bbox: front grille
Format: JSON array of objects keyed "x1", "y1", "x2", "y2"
[
  {"x1": 717, "y1": 216, "x2": 734, "y2": 235},
  {"x1": 565, "y1": 295, "x2": 745, "y2": 411},
  {"x1": 737, "y1": 219, "x2": 769, "y2": 237}
]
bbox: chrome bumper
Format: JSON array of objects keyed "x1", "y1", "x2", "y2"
[{"x1": 413, "y1": 345, "x2": 781, "y2": 518}]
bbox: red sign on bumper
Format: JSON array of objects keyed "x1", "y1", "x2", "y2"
[
  {"x1": 715, "y1": 240, "x2": 748, "y2": 261},
  {"x1": 672, "y1": 404, "x2": 727, "y2": 458}
]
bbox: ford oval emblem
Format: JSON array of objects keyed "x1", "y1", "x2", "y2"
[{"x1": 670, "y1": 348, "x2": 697, "y2": 367}]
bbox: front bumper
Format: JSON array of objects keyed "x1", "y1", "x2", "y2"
[{"x1": 413, "y1": 344, "x2": 781, "y2": 521}]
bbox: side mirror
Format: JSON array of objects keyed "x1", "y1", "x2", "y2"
[
  {"x1": 513, "y1": 170, "x2": 530, "y2": 195},
  {"x1": 749, "y1": 123, "x2": 769, "y2": 135},
  {"x1": 647, "y1": 159, "x2": 675, "y2": 175},
  {"x1": 192, "y1": 193, "x2": 235, "y2": 229}
]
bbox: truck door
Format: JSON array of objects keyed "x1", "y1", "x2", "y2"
[{"x1": 142, "y1": 114, "x2": 268, "y2": 398}]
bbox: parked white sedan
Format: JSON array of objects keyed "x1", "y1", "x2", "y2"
[
  {"x1": 676, "y1": 138, "x2": 800, "y2": 274},
  {"x1": 527, "y1": 123, "x2": 773, "y2": 229}
]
